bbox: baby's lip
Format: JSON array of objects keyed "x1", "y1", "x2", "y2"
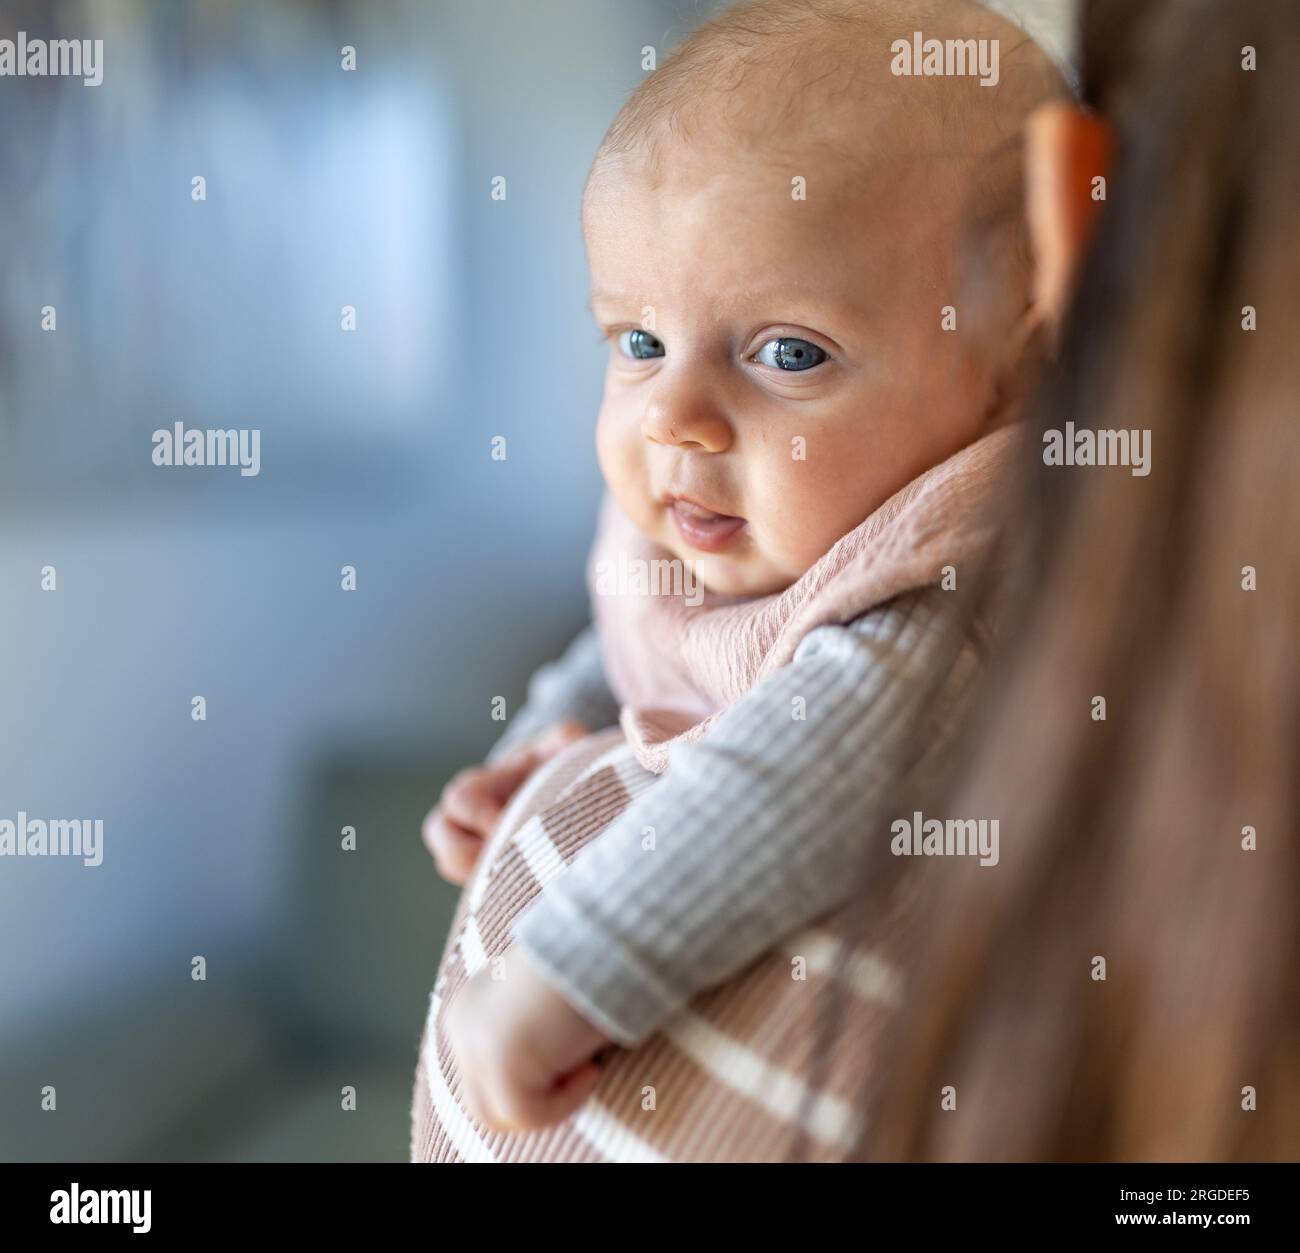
[
  {"x1": 662, "y1": 491, "x2": 743, "y2": 522},
  {"x1": 663, "y1": 493, "x2": 748, "y2": 553}
]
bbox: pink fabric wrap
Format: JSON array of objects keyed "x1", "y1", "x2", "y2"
[{"x1": 589, "y1": 424, "x2": 1021, "y2": 773}]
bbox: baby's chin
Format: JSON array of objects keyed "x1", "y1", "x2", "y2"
[{"x1": 676, "y1": 548, "x2": 798, "y2": 600}]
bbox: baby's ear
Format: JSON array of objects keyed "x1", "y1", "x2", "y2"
[{"x1": 1025, "y1": 101, "x2": 1114, "y2": 335}]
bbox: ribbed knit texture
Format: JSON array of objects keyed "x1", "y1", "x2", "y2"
[
  {"x1": 510, "y1": 591, "x2": 978, "y2": 1047},
  {"x1": 411, "y1": 730, "x2": 921, "y2": 1162}
]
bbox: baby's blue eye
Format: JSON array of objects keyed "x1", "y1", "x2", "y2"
[
  {"x1": 617, "y1": 329, "x2": 665, "y2": 360},
  {"x1": 755, "y1": 338, "x2": 827, "y2": 371}
]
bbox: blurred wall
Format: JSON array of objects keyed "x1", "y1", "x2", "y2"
[{"x1": 0, "y1": 0, "x2": 688, "y2": 1062}]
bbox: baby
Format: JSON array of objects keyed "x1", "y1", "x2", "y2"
[{"x1": 423, "y1": 0, "x2": 1064, "y2": 1137}]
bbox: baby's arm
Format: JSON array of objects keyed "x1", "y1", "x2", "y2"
[
  {"x1": 422, "y1": 623, "x2": 620, "y2": 884},
  {"x1": 485, "y1": 622, "x2": 621, "y2": 763},
  {"x1": 509, "y1": 584, "x2": 980, "y2": 1047}
]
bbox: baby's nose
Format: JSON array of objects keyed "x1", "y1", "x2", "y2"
[{"x1": 640, "y1": 380, "x2": 732, "y2": 453}]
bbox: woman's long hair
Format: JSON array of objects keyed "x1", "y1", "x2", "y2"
[{"x1": 810, "y1": 0, "x2": 1300, "y2": 1161}]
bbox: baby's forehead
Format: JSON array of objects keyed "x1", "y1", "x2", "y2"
[
  {"x1": 597, "y1": 63, "x2": 1032, "y2": 216},
  {"x1": 584, "y1": 94, "x2": 970, "y2": 241},
  {"x1": 582, "y1": 138, "x2": 965, "y2": 319}
]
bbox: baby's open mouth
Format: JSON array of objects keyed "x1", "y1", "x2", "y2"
[{"x1": 666, "y1": 496, "x2": 748, "y2": 553}]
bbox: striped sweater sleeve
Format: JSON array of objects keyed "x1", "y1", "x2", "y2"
[{"x1": 509, "y1": 586, "x2": 980, "y2": 1048}]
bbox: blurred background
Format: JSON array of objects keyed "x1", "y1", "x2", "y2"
[{"x1": 0, "y1": 0, "x2": 1072, "y2": 1161}]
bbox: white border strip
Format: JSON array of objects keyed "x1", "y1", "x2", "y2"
[{"x1": 665, "y1": 1010, "x2": 863, "y2": 1150}]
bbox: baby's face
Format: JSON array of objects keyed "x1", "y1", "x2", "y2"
[{"x1": 585, "y1": 140, "x2": 1001, "y2": 596}]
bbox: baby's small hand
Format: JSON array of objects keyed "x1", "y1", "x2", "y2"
[
  {"x1": 422, "y1": 720, "x2": 586, "y2": 885},
  {"x1": 446, "y1": 944, "x2": 611, "y2": 1134}
]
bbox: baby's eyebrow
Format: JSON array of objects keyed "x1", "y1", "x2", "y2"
[
  {"x1": 587, "y1": 287, "x2": 872, "y2": 334},
  {"x1": 587, "y1": 288, "x2": 637, "y2": 310}
]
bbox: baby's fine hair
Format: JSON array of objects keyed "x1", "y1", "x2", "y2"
[
  {"x1": 590, "y1": 0, "x2": 1069, "y2": 337},
  {"x1": 597, "y1": 0, "x2": 1065, "y2": 164}
]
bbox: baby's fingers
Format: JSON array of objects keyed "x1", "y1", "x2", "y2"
[
  {"x1": 442, "y1": 767, "x2": 506, "y2": 837},
  {"x1": 536, "y1": 1060, "x2": 603, "y2": 1126},
  {"x1": 480, "y1": 1061, "x2": 604, "y2": 1135},
  {"x1": 423, "y1": 811, "x2": 483, "y2": 885}
]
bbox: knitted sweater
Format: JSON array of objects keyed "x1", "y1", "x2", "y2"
[{"x1": 411, "y1": 428, "x2": 1014, "y2": 1160}]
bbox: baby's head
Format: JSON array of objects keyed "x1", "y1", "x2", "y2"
[{"x1": 584, "y1": 0, "x2": 1066, "y2": 595}]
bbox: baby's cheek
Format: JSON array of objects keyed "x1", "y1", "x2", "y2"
[
  {"x1": 595, "y1": 408, "x2": 632, "y2": 491},
  {"x1": 763, "y1": 451, "x2": 846, "y2": 556},
  {"x1": 596, "y1": 408, "x2": 652, "y2": 521},
  {"x1": 759, "y1": 441, "x2": 892, "y2": 573}
]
